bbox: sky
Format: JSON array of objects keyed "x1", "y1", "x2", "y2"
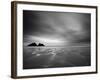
[{"x1": 23, "y1": 10, "x2": 91, "y2": 47}]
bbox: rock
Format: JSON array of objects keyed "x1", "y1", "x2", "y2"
[{"x1": 28, "y1": 43, "x2": 37, "y2": 46}]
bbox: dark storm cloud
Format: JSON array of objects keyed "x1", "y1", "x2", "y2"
[
  {"x1": 23, "y1": 11, "x2": 55, "y2": 35},
  {"x1": 23, "y1": 10, "x2": 91, "y2": 46}
]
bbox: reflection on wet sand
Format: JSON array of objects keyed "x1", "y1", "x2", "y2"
[{"x1": 23, "y1": 46, "x2": 90, "y2": 69}]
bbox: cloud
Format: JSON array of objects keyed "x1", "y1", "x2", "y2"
[{"x1": 23, "y1": 10, "x2": 91, "y2": 46}]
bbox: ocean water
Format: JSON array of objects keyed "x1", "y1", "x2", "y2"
[{"x1": 23, "y1": 46, "x2": 90, "y2": 69}]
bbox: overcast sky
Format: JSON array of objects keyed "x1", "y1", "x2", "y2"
[{"x1": 23, "y1": 10, "x2": 91, "y2": 46}]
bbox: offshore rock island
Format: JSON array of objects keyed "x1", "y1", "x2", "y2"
[{"x1": 28, "y1": 42, "x2": 45, "y2": 46}]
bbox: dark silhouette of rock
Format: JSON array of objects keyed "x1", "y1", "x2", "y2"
[
  {"x1": 28, "y1": 42, "x2": 45, "y2": 46},
  {"x1": 28, "y1": 43, "x2": 37, "y2": 46},
  {"x1": 38, "y1": 43, "x2": 45, "y2": 46}
]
